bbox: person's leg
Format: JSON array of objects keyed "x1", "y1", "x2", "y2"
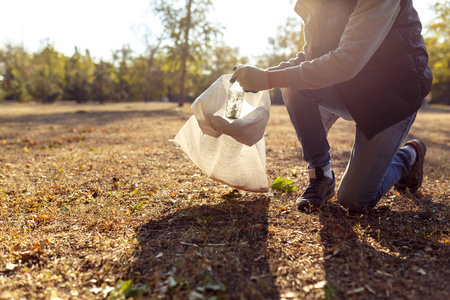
[
  {"x1": 281, "y1": 87, "x2": 352, "y2": 166},
  {"x1": 281, "y1": 88, "x2": 338, "y2": 169},
  {"x1": 281, "y1": 87, "x2": 350, "y2": 211},
  {"x1": 338, "y1": 113, "x2": 416, "y2": 212}
]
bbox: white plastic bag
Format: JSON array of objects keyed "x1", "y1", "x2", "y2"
[{"x1": 174, "y1": 74, "x2": 271, "y2": 192}]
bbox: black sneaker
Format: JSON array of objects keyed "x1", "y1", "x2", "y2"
[
  {"x1": 296, "y1": 167, "x2": 336, "y2": 212},
  {"x1": 395, "y1": 139, "x2": 426, "y2": 194}
]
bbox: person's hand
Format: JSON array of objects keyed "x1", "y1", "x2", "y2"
[{"x1": 230, "y1": 65, "x2": 269, "y2": 93}]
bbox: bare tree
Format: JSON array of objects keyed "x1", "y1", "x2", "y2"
[
  {"x1": 132, "y1": 22, "x2": 165, "y2": 102},
  {"x1": 153, "y1": 0, "x2": 222, "y2": 106}
]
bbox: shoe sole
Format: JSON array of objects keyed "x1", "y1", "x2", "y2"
[
  {"x1": 324, "y1": 189, "x2": 336, "y2": 201},
  {"x1": 297, "y1": 187, "x2": 336, "y2": 211}
]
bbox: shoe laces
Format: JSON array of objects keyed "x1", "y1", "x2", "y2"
[{"x1": 304, "y1": 178, "x2": 321, "y2": 194}]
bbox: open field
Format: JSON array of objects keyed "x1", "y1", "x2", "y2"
[{"x1": 0, "y1": 102, "x2": 449, "y2": 299}]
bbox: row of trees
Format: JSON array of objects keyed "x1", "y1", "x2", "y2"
[
  {"x1": 0, "y1": 0, "x2": 249, "y2": 105},
  {"x1": 0, "y1": 0, "x2": 304, "y2": 106},
  {"x1": 425, "y1": 1, "x2": 450, "y2": 104},
  {"x1": 1, "y1": 0, "x2": 449, "y2": 105},
  {"x1": 0, "y1": 41, "x2": 241, "y2": 105}
]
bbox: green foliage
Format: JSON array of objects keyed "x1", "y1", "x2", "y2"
[
  {"x1": 10, "y1": 76, "x2": 31, "y2": 102},
  {"x1": 4, "y1": 1, "x2": 447, "y2": 105},
  {"x1": 92, "y1": 60, "x2": 116, "y2": 103},
  {"x1": 221, "y1": 189, "x2": 241, "y2": 200},
  {"x1": 28, "y1": 41, "x2": 66, "y2": 103},
  {"x1": 0, "y1": 44, "x2": 32, "y2": 101},
  {"x1": 271, "y1": 176, "x2": 297, "y2": 192},
  {"x1": 325, "y1": 282, "x2": 340, "y2": 300},
  {"x1": 29, "y1": 68, "x2": 63, "y2": 103},
  {"x1": 65, "y1": 70, "x2": 91, "y2": 103},
  {"x1": 64, "y1": 48, "x2": 95, "y2": 103},
  {"x1": 113, "y1": 45, "x2": 133, "y2": 102},
  {"x1": 259, "y1": 17, "x2": 305, "y2": 69},
  {"x1": 0, "y1": 2, "x2": 306, "y2": 104},
  {"x1": 108, "y1": 280, "x2": 148, "y2": 300},
  {"x1": 196, "y1": 44, "x2": 243, "y2": 93},
  {"x1": 153, "y1": 0, "x2": 223, "y2": 105},
  {"x1": 191, "y1": 269, "x2": 226, "y2": 298},
  {"x1": 424, "y1": 0, "x2": 450, "y2": 104}
]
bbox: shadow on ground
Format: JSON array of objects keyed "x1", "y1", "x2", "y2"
[
  {"x1": 419, "y1": 106, "x2": 450, "y2": 114},
  {"x1": 0, "y1": 106, "x2": 188, "y2": 127},
  {"x1": 131, "y1": 195, "x2": 280, "y2": 299},
  {"x1": 319, "y1": 194, "x2": 450, "y2": 299}
]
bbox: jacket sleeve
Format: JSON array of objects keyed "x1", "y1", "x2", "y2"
[
  {"x1": 284, "y1": 0, "x2": 401, "y2": 91},
  {"x1": 268, "y1": 52, "x2": 307, "y2": 71}
]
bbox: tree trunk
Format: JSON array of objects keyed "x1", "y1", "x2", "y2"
[
  {"x1": 144, "y1": 35, "x2": 162, "y2": 103},
  {"x1": 179, "y1": 47, "x2": 188, "y2": 107},
  {"x1": 145, "y1": 56, "x2": 153, "y2": 102},
  {"x1": 178, "y1": 0, "x2": 193, "y2": 107}
]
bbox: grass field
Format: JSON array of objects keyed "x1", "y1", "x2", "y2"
[{"x1": 0, "y1": 102, "x2": 449, "y2": 299}]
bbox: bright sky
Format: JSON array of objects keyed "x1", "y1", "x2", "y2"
[{"x1": 0, "y1": 0, "x2": 434, "y2": 62}]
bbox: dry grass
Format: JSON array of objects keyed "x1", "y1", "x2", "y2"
[{"x1": 0, "y1": 101, "x2": 449, "y2": 299}]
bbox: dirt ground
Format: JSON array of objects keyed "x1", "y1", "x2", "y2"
[{"x1": 0, "y1": 101, "x2": 449, "y2": 299}]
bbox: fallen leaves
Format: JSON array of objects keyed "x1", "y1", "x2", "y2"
[
  {"x1": 90, "y1": 284, "x2": 114, "y2": 298},
  {"x1": 11, "y1": 239, "x2": 51, "y2": 260},
  {"x1": 413, "y1": 265, "x2": 427, "y2": 276},
  {"x1": 330, "y1": 224, "x2": 352, "y2": 239},
  {"x1": 221, "y1": 189, "x2": 241, "y2": 200},
  {"x1": 303, "y1": 280, "x2": 327, "y2": 293},
  {"x1": 189, "y1": 269, "x2": 227, "y2": 299},
  {"x1": 0, "y1": 103, "x2": 448, "y2": 300},
  {"x1": 5, "y1": 262, "x2": 18, "y2": 271}
]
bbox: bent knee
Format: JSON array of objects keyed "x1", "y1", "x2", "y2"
[{"x1": 337, "y1": 186, "x2": 377, "y2": 212}]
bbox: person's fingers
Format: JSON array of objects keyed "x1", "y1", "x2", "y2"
[
  {"x1": 243, "y1": 87, "x2": 257, "y2": 93},
  {"x1": 232, "y1": 64, "x2": 244, "y2": 71},
  {"x1": 241, "y1": 82, "x2": 258, "y2": 93},
  {"x1": 230, "y1": 67, "x2": 244, "y2": 83}
]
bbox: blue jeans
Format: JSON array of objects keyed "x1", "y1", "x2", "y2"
[{"x1": 281, "y1": 87, "x2": 415, "y2": 211}]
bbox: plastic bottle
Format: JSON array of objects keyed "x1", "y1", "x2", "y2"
[{"x1": 226, "y1": 82, "x2": 244, "y2": 119}]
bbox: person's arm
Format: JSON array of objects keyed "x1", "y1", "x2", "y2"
[
  {"x1": 268, "y1": 52, "x2": 307, "y2": 71},
  {"x1": 268, "y1": 69, "x2": 289, "y2": 89},
  {"x1": 283, "y1": 0, "x2": 401, "y2": 91}
]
